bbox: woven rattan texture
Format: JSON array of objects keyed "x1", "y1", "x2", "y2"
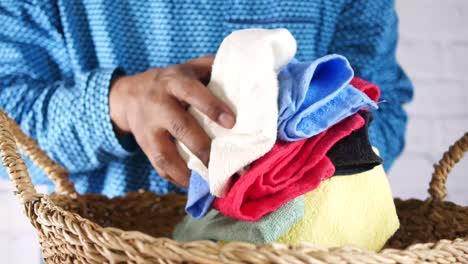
[{"x1": 0, "y1": 109, "x2": 466, "y2": 263}]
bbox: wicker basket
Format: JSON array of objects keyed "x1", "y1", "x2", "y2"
[{"x1": 0, "y1": 109, "x2": 467, "y2": 264}]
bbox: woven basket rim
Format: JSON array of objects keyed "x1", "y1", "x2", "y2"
[
  {"x1": 32, "y1": 191, "x2": 468, "y2": 263},
  {"x1": 43, "y1": 191, "x2": 468, "y2": 242},
  {"x1": 1, "y1": 109, "x2": 467, "y2": 263},
  {"x1": 38, "y1": 192, "x2": 468, "y2": 263}
]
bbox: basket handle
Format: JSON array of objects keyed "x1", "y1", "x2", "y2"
[
  {"x1": 428, "y1": 132, "x2": 468, "y2": 202},
  {"x1": 0, "y1": 110, "x2": 77, "y2": 203}
]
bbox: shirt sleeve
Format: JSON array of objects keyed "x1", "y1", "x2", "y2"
[
  {"x1": 328, "y1": 0, "x2": 414, "y2": 171},
  {"x1": 0, "y1": 1, "x2": 134, "y2": 178}
]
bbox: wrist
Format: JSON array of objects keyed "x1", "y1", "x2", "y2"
[{"x1": 109, "y1": 74, "x2": 131, "y2": 138}]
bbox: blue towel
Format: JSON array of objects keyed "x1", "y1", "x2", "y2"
[
  {"x1": 186, "y1": 172, "x2": 214, "y2": 219},
  {"x1": 277, "y1": 54, "x2": 378, "y2": 141},
  {"x1": 185, "y1": 54, "x2": 378, "y2": 219}
]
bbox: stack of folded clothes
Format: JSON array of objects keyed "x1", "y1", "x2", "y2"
[{"x1": 173, "y1": 28, "x2": 399, "y2": 252}]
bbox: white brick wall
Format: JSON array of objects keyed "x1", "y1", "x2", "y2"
[
  {"x1": 1, "y1": 0, "x2": 467, "y2": 262},
  {"x1": 391, "y1": 0, "x2": 468, "y2": 205}
]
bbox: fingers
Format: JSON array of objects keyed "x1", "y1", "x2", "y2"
[
  {"x1": 168, "y1": 77, "x2": 236, "y2": 129},
  {"x1": 139, "y1": 129, "x2": 190, "y2": 187},
  {"x1": 160, "y1": 98, "x2": 212, "y2": 165},
  {"x1": 125, "y1": 56, "x2": 237, "y2": 188},
  {"x1": 186, "y1": 55, "x2": 215, "y2": 82}
]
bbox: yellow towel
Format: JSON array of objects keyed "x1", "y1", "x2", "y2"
[{"x1": 277, "y1": 161, "x2": 399, "y2": 251}]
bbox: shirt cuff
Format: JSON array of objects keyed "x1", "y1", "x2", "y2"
[{"x1": 83, "y1": 68, "x2": 137, "y2": 159}]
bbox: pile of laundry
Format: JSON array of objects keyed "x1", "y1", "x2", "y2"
[{"x1": 173, "y1": 28, "x2": 399, "y2": 251}]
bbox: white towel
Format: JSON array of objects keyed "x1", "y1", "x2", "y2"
[{"x1": 177, "y1": 28, "x2": 297, "y2": 197}]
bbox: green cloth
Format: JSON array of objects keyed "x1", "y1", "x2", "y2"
[{"x1": 173, "y1": 197, "x2": 304, "y2": 243}]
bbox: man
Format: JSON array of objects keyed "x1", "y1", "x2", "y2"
[{"x1": 0, "y1": 0, "x2": 413, "y2": 197}]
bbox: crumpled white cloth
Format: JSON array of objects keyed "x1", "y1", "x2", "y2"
[{"x1": 177, "y1": 28, "x2": 297, "y2": 197}]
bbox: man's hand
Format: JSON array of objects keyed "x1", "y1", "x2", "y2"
[{"x1": 109, "y1": 56, "x2": 236, "y2": 187}]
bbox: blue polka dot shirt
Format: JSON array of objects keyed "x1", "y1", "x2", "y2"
[{"x1": 0, "y1": 0, "x2": 413, "y2": 197}]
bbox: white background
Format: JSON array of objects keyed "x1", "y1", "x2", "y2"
[{"x1": 1, "y1": 1, "x2": 467, "y2": 262}]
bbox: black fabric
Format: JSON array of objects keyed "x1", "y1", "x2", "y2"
[{"x1": 327, "y1": 111, "x2": 383, "y2": 175}]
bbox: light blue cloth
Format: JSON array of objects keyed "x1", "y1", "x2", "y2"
[
  {"x1": 186, "y1": 172, "x2": 214, "y2": 219},
  {"x1": 277, "y1": 55, "x2": 378, "y2": 141},
  {"x1": 185, "y1": 54, "x2": 378, "y2": 219}
]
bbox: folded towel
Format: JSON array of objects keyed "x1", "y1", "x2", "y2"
[
  {"x1": 179, "y1": 151, "x2": 397, "y2": 251},
  {"x1": 185, "y1": 171, "x2": 215, "y2": 219},
  {"x1": 328, "y1": 111, "x2": 383, "y2": 175},
  {"x1": 277, "y1": 56, "x2": 378, "y2": 141},
  {"x1": 277, "y1": 151, "x2": 399, "y2": 252},
  {"x1": 174, "y1": 196, "x2": 304, "y2": 243},
  {"x1": 184, "y1": 62, "x2": 381, "y2": 219},
  {"x1": 177, "y1": 28, "x2": 297, "y2": 197},
  {"x1": 212, "y1": 114, "x2": 365, "y2": 221},
  {"x1": 185, "y1": 112, "x2": 380, "y2": 220}
]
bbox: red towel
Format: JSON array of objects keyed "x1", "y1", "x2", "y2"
[
  {"x1": 351, "y1": 77, "x2": 381, "y2": 102},
  {"x1": 213, "y1": 114, "x2": 366, "y2": 221}
]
